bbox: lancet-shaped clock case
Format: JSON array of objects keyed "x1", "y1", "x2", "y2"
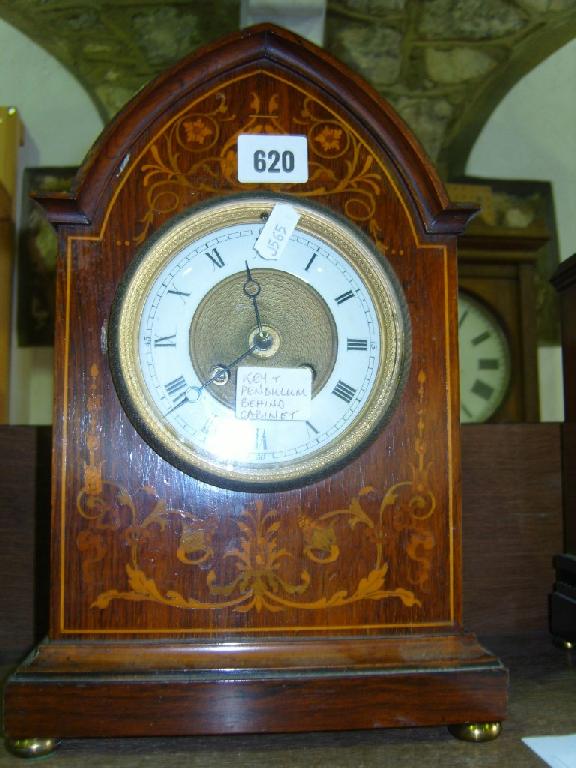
[{"x1": 4, "y1": 24, "x2": 507, "y2": 746}]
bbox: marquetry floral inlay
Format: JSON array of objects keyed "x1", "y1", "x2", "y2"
[
  {"x1": 76, "y1": 367, "x2": 437, "y2": 617},
  {"x1": 183, "y1": 118, "x2": 214, "y2": 145},
  {"x1": 130, "y1": 82, "x2": 389, "y2": 249},
  {"x1": 313, "y1": 125, "x2": 344, "y2": 153}
]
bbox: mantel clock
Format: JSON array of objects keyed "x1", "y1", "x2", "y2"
[{"x1": 3, "y1": 25, "x2": 507, "y2": 754}]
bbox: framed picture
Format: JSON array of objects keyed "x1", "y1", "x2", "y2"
[
  {"x1": 1, "y1": 107, "x2": 23, "y2": 421},
  {"x1": 17, "y1": 167, "x2": 77, "y2": 346}
]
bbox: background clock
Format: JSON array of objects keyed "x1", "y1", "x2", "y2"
[
  {"x1": 458, "y1": 291, "x2": 511, "y2": 423},
  {"x1": 109, "y1": 193, "x2": 409, "y2": 490},
  {"x1": 457, "y1": 228, "x2": 542, "y2": 423},
  {"x1": 448, "y1": 180, "x2": 551, "y2": 423}
]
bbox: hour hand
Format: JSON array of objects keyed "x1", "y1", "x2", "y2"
[
  {"x1": 185, "y1": 342, "x2": 259, "y2": 405},
  {"x1": 243, "y1": 261, "x2": 265, "y2": 339}
]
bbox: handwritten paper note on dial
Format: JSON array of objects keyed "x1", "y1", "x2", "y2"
[{"x1": 236, "y1": 367, "x2": 312, "y2": 421}]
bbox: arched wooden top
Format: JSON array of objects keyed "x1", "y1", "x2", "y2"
[{"x1": 36, "y1": 24, "x2": 477, "y2": 236}]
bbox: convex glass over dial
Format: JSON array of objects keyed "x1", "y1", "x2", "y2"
[{"x1": 109, "y1": 194, "x2": 410, "y2": 490}]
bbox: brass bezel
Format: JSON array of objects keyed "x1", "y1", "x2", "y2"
[{"x1": 109, "y1": 193, "x2": 411, "y2": 491}]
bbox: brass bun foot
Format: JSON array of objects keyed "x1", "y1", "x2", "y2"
[
  {"x1": 552, "y1": 636, "x2": 575, "y2": 651},
  {"x1": 448, "y1": 722, "x2": 502, "y2": 742},
  {"x1": 5, "y1": 738, "x2": 61, "y2": 759}
]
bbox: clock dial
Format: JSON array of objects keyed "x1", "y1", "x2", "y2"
[
  {"x1": 458, "y1": 291, "x2": 511, "y2": 423},
  {"x1": 109, "y1": 194, "x2": 410, "y2": 489}
]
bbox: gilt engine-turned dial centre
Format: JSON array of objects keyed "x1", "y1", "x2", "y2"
[{"x1": 109, "y1": 194, "x2": 410, "y2": 490}]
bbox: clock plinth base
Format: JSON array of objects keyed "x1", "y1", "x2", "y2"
[{"x1": 4, "y1": 633, "x2": 507, "y2": 740}]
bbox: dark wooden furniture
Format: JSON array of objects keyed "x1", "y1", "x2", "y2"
[
  {"x1": 0, "y1": 427, "x2": 51, "y2": 665},
  {"x1": 550, "y1": 253, "x2": 576, "y2": 645},
  {"x1": 3, "y1": 24, "x2": 507, "y2": 745},
  {"x1": 446, "y1": 180, "x2": 546, "y2": 423}
]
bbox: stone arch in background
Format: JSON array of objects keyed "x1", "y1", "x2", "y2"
[{"x1": 0, "y1": 1, "x2": 574, "y2": 176}]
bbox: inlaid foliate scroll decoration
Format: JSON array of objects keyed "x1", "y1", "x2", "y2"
[
  {"x1": 76, "y1": 367, "x2": 435, "y2": 616},
  {"x1": 132, "y1": 87, "x2": 387, "y2": 248}
]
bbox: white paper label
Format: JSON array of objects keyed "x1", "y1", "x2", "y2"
[
  {"x1": 254, "y1": 203, "x2": 300, "y2": 260},
  {"x1": 524, "y1": 735, "x2": 576, "y2": 768},
  {"x1": 237, "y1": 134, "x2": 308, "y2": 183},
  {"x1": 236, "y1": 367, "x2": 312, "y2": 422}
]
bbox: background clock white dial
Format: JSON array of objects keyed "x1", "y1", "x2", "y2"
[{"x1": 458, "y1": 291, "x2": 511, "y2": 423}]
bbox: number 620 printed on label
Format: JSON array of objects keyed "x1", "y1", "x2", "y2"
[{"x1": 237, "y1": 134, "x2": 308, "y2": 183}]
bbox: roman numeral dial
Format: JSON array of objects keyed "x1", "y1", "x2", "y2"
[
  {"x1": 111, "y1": 193, "x2": 409, "y2": 490},
  {"x1": 458, "y1": 291, "x2": 511, "y2": 424},
  {"x1": 206, "y1": 248, "x2": 225, "y2": 268},
  {"x1": 347, "y1": 338, "x2": 368, "y2": 351},
  {"x1": 335, "y1": 289, "x2": 355, "y2": 305},
  {"x1": 332, "y1": 380, "x2": 357, "y2": 403}
]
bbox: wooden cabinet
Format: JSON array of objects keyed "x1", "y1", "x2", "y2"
[
  {"x1": 447, "y1": 181, "x2": 548, "y2": 423},
  {"x1": 550, "y1": 253, "x2": 576, "y2": 645},
  {"x1": 458, "y1": 231, "x2": 542, "y2": 422}
]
